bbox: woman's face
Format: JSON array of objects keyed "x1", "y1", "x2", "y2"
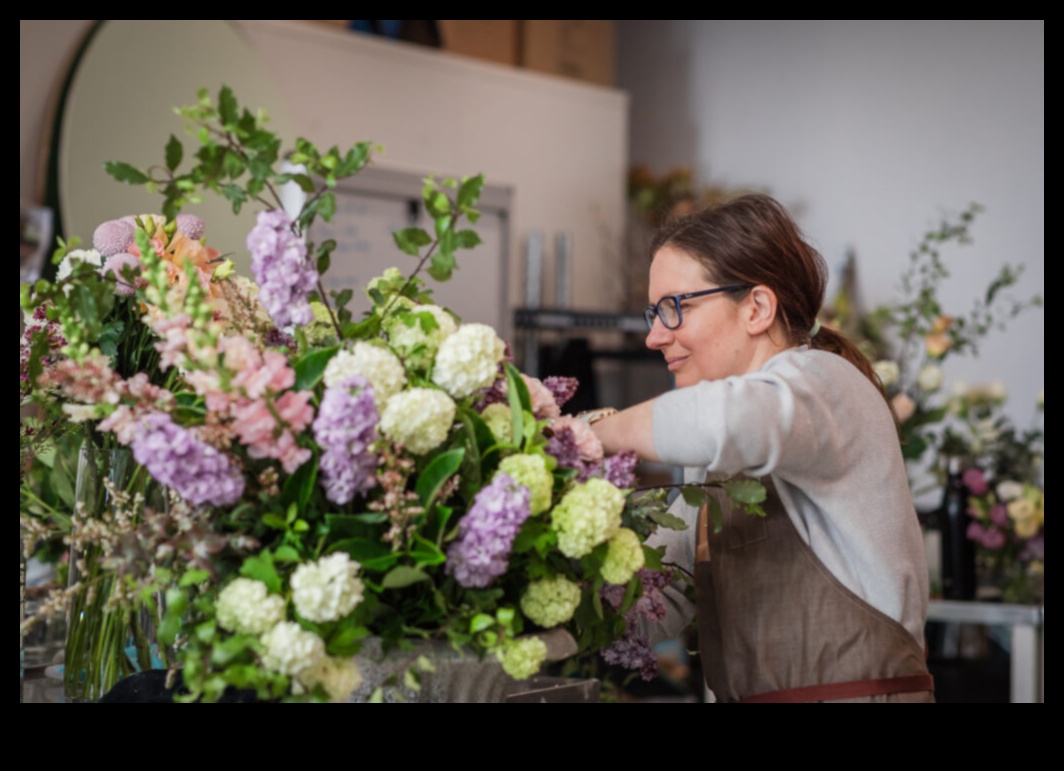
[{"x1": 645, "y1": 246, "x2": 753, "y2": 388}]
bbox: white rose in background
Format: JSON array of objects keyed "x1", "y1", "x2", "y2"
[
  {"x1": 996, "y1": 481, "x2": 1025, "y2": 503},
  {"x1": 917, "y1": 365, "x2": 944, "y2": 394},
  {"x1": 873, "y1": 360, "x2": 900, "y2": 390},
  {"x1": 215, "y1": 578, "x2": 287, "y2": 636},
  {"x1": 432, "y1": 323, "x2": 506, "y2": 399}
]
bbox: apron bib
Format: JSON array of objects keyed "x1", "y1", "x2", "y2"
[{"x1": 694, "y1": 478, "x2": 934, "y2": 704}]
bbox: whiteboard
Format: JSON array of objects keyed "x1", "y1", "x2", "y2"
[{"x1": 311, "y1": 167, "x2": 513, "y2": 340}]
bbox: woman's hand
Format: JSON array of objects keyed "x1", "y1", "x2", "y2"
[{"x1": 586, "y1": 399, "x2": 660, "y2": 462}]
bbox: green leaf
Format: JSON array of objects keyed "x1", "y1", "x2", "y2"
[
  {"x1": 329, "y1": 539, "x2": 399, "y2": 573},
  {"x1": 294, "y1": 346, "x2": 340, "y2": 392},
  {"x1": 649, "y1": 510, "x2": 689, "y2": 531},
  {"x1": 104, "y1": 161, "x2": 151, "y2": 186},
  {"x1": 428, "y1": 251, "x2": 458, "y2": 282},
  {"x1": 681, "y1": 486, "x2": 706, "y2": 508},
  {"x1": 262, "y1": 514, "x2": 288, "y2": 531},
  {"x1": 706, "y1": 497, "x2": 725, "y2": 535},
  {"x1": 281, "y1": 458, "x2": 318, "y2": 515},
  {"x1": 394, "y1": 228, "x2": 433, "y2": 257},
  {"x1": 165, "y1": 135, "x2": 184, "y2": 172},
  {"x1": 179, "y1": 570, "x2": 211, "y2": 588},
  {"x1": 218, "y1": 86, "x2": 239, "y2": 128},
  {"x1": 325, "y1": 514, "x2": 388, "y2": 540},
  {"x1": 381, "y1": 567, "x2": 431, "y2": 591},
  {"x1": 415, "y1": 448, "x2": 466, "y2": 507},
  {"x1": 470, "y1": 614, "x2": 495, "y2": 634},
  {"x1": 319, "y1": 192, "x2": 337, "y2": 223},
  {"x1": 455, "y1": 230, "x2": 482, "y2": 250},
  {"x1": 411, "y1": 536, "x2": 446, "y2": 568},
  {"x1": 504, "y1": 364, "x2": 531, "y2": 448},
  {"x1": 457, "y1": 175, "x2": 485, "y2": 210},
  {"x1": 274, "y1": 546, "x2": 301, "y2": 564},
  {"x1": 328, "y1": 626, "x2": 369, "y2": 657},
  {"x1": 240, "y1": 552, "x2": 282, "y2": 595},
  {"x1": 722, "y1": 479, "x2": 767, "y2": 506}
]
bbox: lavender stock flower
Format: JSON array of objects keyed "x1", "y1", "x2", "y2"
[
  {"x1": 446, "y1": 473, "x2": 532, "y2": 589},
  {"x1": 130, "y1": 413, "x2": 245, "y2": 508},
  {"x1": 313, "y1": 376, "x2": 380, "y2": 506},
  {"x1": 247, "y1": 210, "x2": 318, "y2": 329}
]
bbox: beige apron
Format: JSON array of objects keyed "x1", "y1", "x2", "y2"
[{"x1": 695, "y1": 479, "x2": 935, "y2": 704}]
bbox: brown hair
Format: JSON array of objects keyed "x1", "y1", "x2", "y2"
[{"x1": 651, "y1": 194, "x2": 886, "y2": 400}]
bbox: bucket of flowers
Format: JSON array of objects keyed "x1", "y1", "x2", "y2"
[{"x1": 20, "y1": 87, "x2": 761, "y2": 703}]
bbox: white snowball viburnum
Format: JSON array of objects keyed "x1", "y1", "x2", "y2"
[
  {"x1": 550, "y1": 478, "x2": 626, "y2": 559},
  {"x1": 520, "y1": 576, "x2": 582, "y2": 629},
  {"x1": 600, "y1": 528, "x2": 646, "y2": 586},
  {"x1": 481, "y1": 403, "x2": 514, "y2": 445},
  {"x1": 324, "y1": 343, "x2": 406, "y2": 412},
  {"x1": 385, "y1": 304, "x2": 458, "y2": 372},
  {"x1": 497, "y1": 637, "x2": 548, "y2": 681},
  {"x1": 298, "y1": 657, "x2": 364, "y2": 703},
  {"x1": 380, "y1": 388, "x2": 457, "y2": 455},
  {"x1": 917, "y1": 364, "x2": 944, "y2": 393},
  {"x1": 215, "y1": 578, "x2": 287, "y2": 636},
  {"x1": 431, "y1": 323, "x2": 506, "y2": 399},
  {"x1": 260, "y1": 622, "x2": 326, "y2": 678},
  {"x1": 291, "y1": 553, "x2": 365, "y2": 624},
  {"x1": 496, "y1": 454, "x2": 554, "y2": 516}
]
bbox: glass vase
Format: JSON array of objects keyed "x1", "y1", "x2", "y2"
[{"x1": 64, "y1": 447, "x2": 161, "y2": 703}]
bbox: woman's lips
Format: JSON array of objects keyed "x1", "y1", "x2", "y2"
[{"x1": 666, "y1": 356, "x2": 688, "y2": 372}]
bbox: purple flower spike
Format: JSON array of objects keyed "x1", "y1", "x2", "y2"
[
  {"x1": 93, "y1": 219, "x2": 135, "y2": 257},
  {"x1": 313, "y1": 376, "x2": 379, "y2": 506},
  {"x1": 446, "y1": 473, "x2": 532, "y2": 589},
  {"x1": 246, "y1": 210, "x2": 318, "y2": 330},
  {"x1": 176, "y1": 213, "x2": 206, "y2": 241}
]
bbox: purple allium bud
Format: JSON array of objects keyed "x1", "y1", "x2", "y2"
[{"x1": 176, "y1": 213, "x2": 206, "y2": 241}]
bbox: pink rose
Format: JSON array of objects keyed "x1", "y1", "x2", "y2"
[
  {"x1": 989, "y1": 504, "x2": 1011, "y2": 528},
  {"x1": 891, "y1": 393, "x2": 916, "y2": 423}
]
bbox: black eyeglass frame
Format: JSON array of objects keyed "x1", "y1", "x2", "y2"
[{"x1": 643, "y1": 285, "x2": 751, "y2": 331}]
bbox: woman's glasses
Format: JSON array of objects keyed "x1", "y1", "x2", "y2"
[{"x1": 643, "y1": 286, "x2": 750, "y2": 331}]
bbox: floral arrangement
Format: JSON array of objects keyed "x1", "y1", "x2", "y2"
[
  {"x1": 957, "y1": 389, "x2": 1044, "y2": 604},
  {"x1": 21, "y1": 87, "x2": 756, "y2": 703}
]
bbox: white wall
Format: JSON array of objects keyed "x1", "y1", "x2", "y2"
[
  {"x1": 619, "y1": 20, "x2": 1044, "y2": 442},
  {"x1": 20, "y1": 20, "x2": 629, "y2": 321}
]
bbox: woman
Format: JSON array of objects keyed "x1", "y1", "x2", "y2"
[{"x1": 590, "y1": 194, "x2": 934, "y2": 703}]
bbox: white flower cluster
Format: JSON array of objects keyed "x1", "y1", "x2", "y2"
[
  {"x1": 600, "y1": 528, "x2": 646, "y2": 586},
  {"x1": 521, "y1": 576, "x2": 582, "y2": 629},
  {"x1": 497, "y1": 637, "x2": 548, "y2": 681},
  {"x1": 57, "y1": 249, "x2": 104, "y2": 282},
  {"x1": 215, "y1": 578, "x2": 287, "y2": 636},
  {"x1": 324, "y1": 343, "x2": 407, "y2": 412},
  {"x1": 380, "y1": 388, "x2": 457, "y2": 455},
  {"x1": 298, "y1": 656, "x2": 363, "y2": 703},
  {"x1": 291, "y1": 553, "x2": 366, "y2": 624},
  {"x1": 431, "y1": 324, "x2": 506, "y2": 399},
  {"x1": 550, "y1": 478, "x2": 626, "y2": 559},
  {"x1": 261, "y1": 622, "x2": 326, "y2": 678},
  {"x1": 386, "y1": 304, "x2": 457, "y2": 372}
]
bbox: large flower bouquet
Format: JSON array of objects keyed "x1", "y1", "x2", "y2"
[{"x1": 20, "y1": 87, "x2": 737, "y2": 703}]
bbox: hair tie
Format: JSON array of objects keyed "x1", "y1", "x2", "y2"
[{"x1": 809, "y1": 320, "x2": 822, "y2": 339}]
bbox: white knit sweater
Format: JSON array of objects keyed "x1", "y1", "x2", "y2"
[{"x1": 646, "y1": 346, "x2": 929, "y2": 644}]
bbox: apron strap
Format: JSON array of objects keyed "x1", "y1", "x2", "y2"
[{"x1": 739, "y1": 674, "x2": 936, "y2": 704}]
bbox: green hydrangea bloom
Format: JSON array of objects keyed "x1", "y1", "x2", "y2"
[
  {"x1": 384, "y1": 304, "x2": 457, "y2": 373},
  {"x1": 497, "y1": 637, "x2": 548, "y2": 681},
  {"x1": 600, "y1": 528, "x2": 646, "y2": 586},
  {"x1": 304, "y1": 302, "x2": 339, "y2": 346},
  {"x1": 550, "y1": 478, "x2": 625, "y2": 559},
  {"x1": 481, "y1": 404, "x2": 514, "y2": 445},
  {"x1": 520, "y1": 576, "x2": 582, "y2": 629},
  {"x1": 497, "y1": 454, "x2": 553, "y2": 516}
]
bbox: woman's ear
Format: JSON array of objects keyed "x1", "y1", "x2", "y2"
[{"x1": 744, "y1": 286, "x2": 779, "y2": 336}]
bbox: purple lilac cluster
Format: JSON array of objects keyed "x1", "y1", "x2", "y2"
[
  {"x1": 601, "y1": 569, "x2": 671, "y2": 681},
  {"x1": 446, "y1": 473, "x2": 532, "y2": 589},
  {"x1": 313, "y1": 376, "x2": 380, "y2": 506},
  {"x1": 130, "y1": 413, "x2": 245, "y2": 508},
  {"x1": 246, "y1": 210, "x2": 318, "y2": 329},
  {"x1": 543, "y1": 377, "x2": 579, "y2": 410},
  {"x1": 547, "y1": 428, "x2": 639, "y2": 490}
]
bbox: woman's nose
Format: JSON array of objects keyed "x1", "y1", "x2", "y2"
[{"x1": 645, "y1": 317, "x2": 672, "y2": 350}]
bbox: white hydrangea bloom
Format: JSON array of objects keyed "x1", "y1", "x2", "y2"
[
  {"x1": 57, "y1": 249, "x2": 103, "y2": 282},
  {"x1": 600, "y1": 529, "x2": 646, "y2": 586},
  {"x1": 298, "y1": 656, "x2": 363, "y2": 703},
  {"x1": 550, "y1": 478, "x2": 626, "y2": 559},
  {"x1": 996, "y1": 481, "x2": 1025, "y2": 503},
  {"x1": 291, "y1": 553, "x2": 365, "y2": 624},
  {"x1": 873, "y1": 360, "x2": 900, "y2": 389},
  {"x1": 380, "y1": 388, "x2": 457, "y2": 455},
  {"x1": 324, "y1": 343, "x2": 407, "y2": 412},
  {"x1": 431, "y1": 323, "x2": 506, "y2": 399},
  {"x1": 386, "y1": 304, "x2": 458, "y2": 372},
  {"x1": 917, "y1": 364, "x2": 944, "y2": 393},
  {"x1": 260, "y1": 622, "x2": 326, "y2": 678},
  {"x1": 215, "y1": 578, "x2": 287, "y2": 636},
  {"x1": 481, "y1": 403, "x2": 514, "y2": 445}
]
